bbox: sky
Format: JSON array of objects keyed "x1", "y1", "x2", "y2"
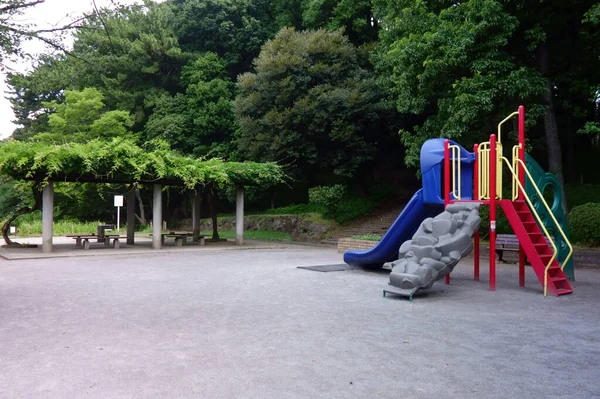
[{"x1": 0, "y1": 0, "x2": 146, "y2": 138}]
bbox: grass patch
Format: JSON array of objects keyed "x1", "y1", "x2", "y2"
[
  {"x1": 9, "y1": 210, "x2": 150, "y2": 236},
  {"x1": 201, "y1": 230, "x2": 292, "y2": 241},
  {"x1": 351, "y1": 233, "x2": 382, "y2": 241},
  {"x1": 216, "y1": 208, "x2": 334, "y2": 226}
]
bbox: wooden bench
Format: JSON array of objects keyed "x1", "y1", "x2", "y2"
[
  {"x1": 496, "y1": 234, "x2": 551, "y2": 262},
  {"x1": 67, "y1": 234, "x2": 124, "y2": 250}
]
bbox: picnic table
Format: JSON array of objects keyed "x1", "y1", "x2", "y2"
[
  {"x1": 67, "y1": 233, "x2": 124, "y2": 250},
  {"x1": 151, "y1": 232, "x2": 205, "y2": 247}
]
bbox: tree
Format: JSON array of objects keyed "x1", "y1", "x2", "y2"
[
  {"x1": 67, "y1": 2, "x2": 187, "y2": 129},
  {"x1": 235, "y1": 28, "x2": 389, "y2": 182},
  {"x1": 170, "y1": 0, "x2": 279, "y2": 77},
  {"x1": 32, "y1": 88, "x2": 134, "y2": 143},
  {"x1": 144, "y1": 53, "x2": 236, "y2": 157},
  {"x1": 375, "y1": 0, "x2": 600, "y2": 212},
  {"x1": 0, "y1": 0, "x2": 86, "y2": 67},
  {"x1": 302, "y1": 0, "x2": 378, "y2": 45},
  {"x1": 7, "y1": 2, "x2": 188, "y2": 138},
  {"x1": 375, "y1": 0, "x2": 545, "y2": 166}
]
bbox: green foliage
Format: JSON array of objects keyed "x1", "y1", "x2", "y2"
[
  {"x1": 374, "y1": 0, "x2": 549, "y2": 167},
  {"x1": 32, "y1": 88, "x2": 134, "y2": 143},
  {"x1": 0, "y1": 138, "x2": 286, "y2": 190},
  {"x1": 334, "y1": 197, "x2": 378, "y2": 224},
  {"x1": 260, "y1": 203, "x2": 326, "y2": 215},
  {"x1": 578, "y1": 122, "x2": 600, "y2": 140},
  {"x1": 236, "y1": 28, "x2": 389, "y2": 180},
  {"x1": 0, "y1": 177, "x2": 31, "y2": 219},
  {"x1": 145, "y1": 53, "x2": 236, "y2": 156},
  {"x1": 478, "y1": 206, "x2": 512, "y2": 240},
  {"x1": 352, "y1": 233, "x2": 382, "y2": 241},
  {"x1": 309, "y1": 184, "x2": 346, "y2": 218},
  {"x1": 565, "y1": 184, "x2": 600, "y2": 210},
  {"x1": 200, "y1": 229, "x2": 291, "y2": 241},
  {"x1": 568, "y1": 203, "x2": 600, "y2": 246},
  {"x1": 8, "y1": 2, "x2": 187, "y2": 136},
  {"x1": 302, "y1": 0, "x2": 378, "y2": 45},
  {"x1": 11, "y1": 211, "x2": 105, "y2": 236},
  {"x1": 171, "y1": 0, "x2": 278, "y2": 76}
]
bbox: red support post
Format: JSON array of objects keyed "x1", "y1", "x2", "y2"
[
  {"x1": 444, "y1": 139, "x2": 451, "y2": 206},
  {"x1": 489, "y1": 134, "x2": 497, "y2": 291},
  {"x1": 518, "y1": 105, "x2": 526, "y2": 197},
  {"x1": 444, "y1": 139, "x2": 451, "y2": 285},
  {"x1": 473, "y1": 143, "x2": 480, "y2": 281},
  {"x1": 518, "y1": 106, "x2": 526, "y2": 287}
]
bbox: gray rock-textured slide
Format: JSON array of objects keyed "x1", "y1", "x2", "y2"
[{"x1": 384, "y1": 202, "x2": 481, "y2": 299}]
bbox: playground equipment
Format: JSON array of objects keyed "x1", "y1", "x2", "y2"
[{"x1": 344, "y1": 106, "x2": 573, "y2": 297}]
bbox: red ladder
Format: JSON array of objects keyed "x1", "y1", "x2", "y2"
[{"x1": 500, "y1": 200, "x2": 573, "y2": 296}]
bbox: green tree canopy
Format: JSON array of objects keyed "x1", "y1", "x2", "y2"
[
  {"x1": 302, "y1": 0, "x2": 378, "y2": 45},
  {"x1": 374, "y1": 0, "x2": 600, "y2": 183},
  {"x1": 32, "y1": 88, "x2": 134, "y2": 143},
  {"x1": 7, "y1": 2, "x2": 187, "y2": 139},
  {"x1": 170, "y1": 0, "x2": 278, "y2": 77},
  {"x1": 144, "y1": 53, "x2": 236, "y2": 157},
  {"x1": 235, "y1": 28, "x2": 389, "y2": 181},
  {"x1": 0, "y1": 138, "x2": 286, "y2": 190}
]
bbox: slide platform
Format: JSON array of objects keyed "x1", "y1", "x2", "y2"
[{"x1": 343, "y1": 189, "x2": 443, "y2": 269}]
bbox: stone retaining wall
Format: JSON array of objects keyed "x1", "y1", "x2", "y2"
[
  {"x1": 337, "y1": 238, "x2": 378, "y2": 253},
  {"x1": 176, "y1": 215, "x2": 331, "y2": 242}
]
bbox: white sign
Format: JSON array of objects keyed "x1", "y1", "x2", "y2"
[{"x1": 114, "y1": 195, "x2": 124, "y2": 207}]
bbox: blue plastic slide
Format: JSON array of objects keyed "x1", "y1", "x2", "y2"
[{"x1": 343, "y1": 189, "x2": 443, "y2": 269}]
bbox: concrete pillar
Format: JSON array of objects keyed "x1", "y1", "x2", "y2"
[
  {"x1": 235, "y1": 185, "x2": 244, "y2": 245},
  {"x1": 42, "y1": 182, "x2": 54, "y2": 253},
  {"x1": 153, "y1": 184, "x2": 162, "y2": 249},
  {"x1": 126, "y1": 188, "x2": 135, "y2": 245},
  {"x1": 192, "y1": 189, "x2": 202, "y2": 242}
]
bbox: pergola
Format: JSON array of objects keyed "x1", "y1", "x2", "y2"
[{"x1": 0, "y1": 139, "x2": 286, "y2": 253}]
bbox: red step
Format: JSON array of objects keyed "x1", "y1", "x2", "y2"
[{"x1": 499, "y1": 200, "x2": 572, "y2": 296}]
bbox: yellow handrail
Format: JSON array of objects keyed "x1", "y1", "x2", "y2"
[
  {"x1": 497, "y1": 111, "x2": 519, "y2": 143},
  {"x1": 496, "y1": 141, "x2": 503, "y2": 199},
  {"x1": 501, "y1": 155, "x2": 574, "y2": 296},
  {"x1": 477, "y1": 141, "x2": 502, "y2": 200},
  {"x1": 511, "y1": 145, "x2": 519, "y2": 201},
  {"x1": 449, "y1": 145, "x2": 461, "y2": 200}
]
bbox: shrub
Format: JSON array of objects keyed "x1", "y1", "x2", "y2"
[
  {"x1": 568, "y1": 203, "x2": 600, "y2": 246},
  {"x1": 334, "y1": 198, "x2": 378, "y2": 224},
  {"x1": 352, "y1": 233, "x2": 382, "y2": 241},
  {"x1": 308, "y1": 185, "x2": 346, "y2": 218}
]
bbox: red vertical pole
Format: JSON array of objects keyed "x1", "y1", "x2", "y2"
[
  {"x1": 473, "y1": 143, "x2": 480, "y2": 281},
  {"x1": 489, "y1": 134, "x2": 497, "y2": 291},
  {"x1": 444, "y1": 139, "x2": 450, "y2": 206},
  {"x1": 518, "y1": 106, "x2": 526, "y2": 287},
  {"x1": 444, "y1": 139, "x2": 451, "y2": 285},
  {"x1": 518, "y1": 105, "x2": 526, "y2": 196}
]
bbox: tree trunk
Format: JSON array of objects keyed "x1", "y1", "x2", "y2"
[
  {"x1": 270, "y1": 189, "x2": 276, "y2": 209},
  {"x1": 537, "y1": 43, "x2": 569, "y2": 215},
  {"x1": 207, "y1": 186, "x2": 219, "y2": 240},
  {"x1": 135, "y1": 187, "x2": 147, "y2": 225},
  {"x1": 2, "y1": 184, "x2": 42, "y2": 247}
]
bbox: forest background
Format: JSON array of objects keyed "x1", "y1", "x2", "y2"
[{"x1": 1, "y1": 0, "x2": 600, "y2": 244}]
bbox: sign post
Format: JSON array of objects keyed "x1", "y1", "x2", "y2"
[{"x1": 114, "y1": 195, "x2": 124, "y2": 231}]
